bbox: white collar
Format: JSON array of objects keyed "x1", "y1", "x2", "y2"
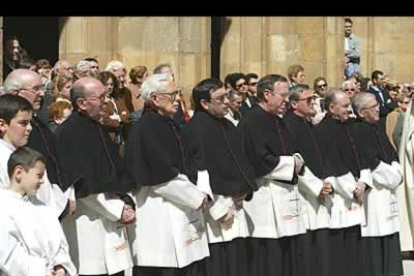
[{"x1": 0, "y1": 139, "x2": 16, "y2": 152}]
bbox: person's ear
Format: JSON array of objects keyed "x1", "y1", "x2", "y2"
[
  {"x1": 0, "y1": 118, "x2": 8, "y2": 134},
  {"x1": 200, "y1": 99, "x2": 209, "y2": 111},
  {"x1": 151, "y1": 93, "x2": 161, "y2": 108},
  {"x1": 14, "y1": 165, "x2": 24, "y2": 183},
  {"x1": 76, "y1": 98, "x2": 87, "y2": 111}
]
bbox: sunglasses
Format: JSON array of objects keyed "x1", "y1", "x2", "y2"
[
  {"x1": 249, "y1": 82, "x2": 258, "y2": 86},
  {"x1": 235, "y1": 82, "x2": 247, "y2": 89},
  {"x1": 317, "y1": 83, "x2": 327, "y2": 88},
  {"x1": 344, "y1": 88, "x2": 355, "y2": 92}
]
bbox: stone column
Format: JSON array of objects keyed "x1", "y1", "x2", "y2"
[
  {"x1": 324, "y1": 17, "x2": 344, "y2": 88},
  {"x1": 117, "y1": 17, "x2": 210, "y2": 100},
  {"x1": 59, "y1": 17, "x2": 118, "y2": 69}
]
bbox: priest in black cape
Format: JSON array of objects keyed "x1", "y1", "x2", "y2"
[
  {"x1": 238, "y1": 74, "x2": 309, "y2": 276},
  {"x1": 352, "y1": 92, "x2": 403, "y2": 276},
  {"x1": 2, "y1": 68, "x2": 70, "y2": 219},
  {"x1": 182, "y1": 78, "x2": 257, "y2": 276},
  {"x1": 123, "y1": 73, "x2": 210, "y2": 276},
  {"x1": 55, "y1": 77, "x2": 136, "y2": 276},
  {"x1": 283, "y1": 84, "x2": 333, "y2": 276},
  {"x1": 315, "y1": 89, "x2": 371, "y2": 276}
]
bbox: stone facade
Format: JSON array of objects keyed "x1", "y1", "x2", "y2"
[{"x1": 2, "y1": 17, "x2": 414, "y2": 94}]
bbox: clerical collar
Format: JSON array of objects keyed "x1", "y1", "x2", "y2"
[{"x1": 0, "y1": 138, "x2": 16, "y2": 152}]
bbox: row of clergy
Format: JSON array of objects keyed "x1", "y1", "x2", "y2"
[{"x1": 0, "y1": 70, "x2": 412, "y2": 276}]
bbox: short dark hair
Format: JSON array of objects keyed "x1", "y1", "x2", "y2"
[
  {"x1": 192, "y1": 78, "x2": 224, "y2": 112},
  {"x1": 245, "y1": 73, "x2": 259, "y2": 84},
  {"x1": 289, "y1": 84, "x2": 310, "y2": 102},
  {"x1": 84, "y1": 57, "x2": 98, "y2": 63},
  {"x1": 256, "y1": 74, "x2": 288, "y2": 102},
  {"x1": 371, "y1": 70, "x2": 383, "y2": 81},
  {"x1": 287, "y1": 65, "x2": 304, "y2": 82},
  {"x1": 226, "y1": 73, "x2": 246, "y2": 90},
  {"x1": 18, "y1": 57, "x2": 36, "y2": 70},
  {"x1": 345, "y1": 18, "x2": 353, "y2": 25},
  {"x1": 0, "y1": 94, "x2": 33, "y2": 124},
  {"x1": 129, "y1": 66, "x2": 148, "y2": 84},
  {"x1": 8, "y1": 147, "x2": 46, "y2": 178}
]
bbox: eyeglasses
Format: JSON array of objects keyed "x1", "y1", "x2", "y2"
[
  {"x1": 85, "y1": 92, "x2": 107, "y2": 102},
  {"x1": 159, "y1": 90, "x2": 180, "y2": 102},
  {"x1": 362, "y1": 103, "x2": 380, "y2": 111},
  {"x1": 268, "y1": 90, "x2": 290, "y2": 99},
  {"x1": 20, "y1": 86, "x2": 44, "y2": 94},
  {"x1": 235, "y1": 82, "x2": 247, "y2": 89},
  {"x1": 249, "y1": 82, "x2": 258, "y2": 86},
  {"x1": 211, "y1": 93, "x2": 230, "y2": 102},
  {"x1": 344, "y1": 88, "x2": 356, "y2": 92},
  {"x1": 297, "y1": 96, "x2": 316, "y2": 103},
  {"x1": 317, "y1": 83, "x2": 327, "y2": 89},
  {"x1": 401, "y1": 101, "x2": 411, "y2": 104}
]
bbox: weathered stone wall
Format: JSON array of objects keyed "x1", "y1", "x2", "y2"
[{"x1": 53, "y1": 17, "x2": 414, "y2": 91}]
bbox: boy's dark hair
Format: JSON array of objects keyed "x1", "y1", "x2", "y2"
[
  {"x1": 7, "y1": 147, "x2": 46, "y2": 178},
  {"x1": 0, "y1": 94, "x2": 33, "y2": 124}
]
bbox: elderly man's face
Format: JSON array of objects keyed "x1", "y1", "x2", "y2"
[
  {"x1": 82, "y1": 82, "x2": 107, "y2": 121},
  {"x1": 330, "y1": 93, "x2": 351, "y2": 122},
  {"x1": 17, "y1": 74, "x2": 44, "y2": 111},
  {"x1": 153, "y1": 80, "x2": 180, "y2": 117},
  {"x1": 359, "y1": 97, "x2": 380, "y2": 124}
]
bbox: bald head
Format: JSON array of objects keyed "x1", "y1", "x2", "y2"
[
  {"x1": 325, "y1": 88, "x2": 351, "y2": 121},
  {"x1": 71, "y1": 77, "x2": 106, "y2": 121},
  {"x1": 3, "y1": 69, "x2": 41, "y2": 93}
]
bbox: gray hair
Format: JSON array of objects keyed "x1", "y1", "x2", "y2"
[
  {"x1": 353, "y1": 92, "x2": 375, "y2": 113},
  {"x1": 3, "y1": 69, "x2": 36, "y2": 93},
  {"x1": 341, "y1": 80, "x2": 355, "y2": 90},
  {"x1": 141, "y1": 73, "x2": 174, "y2": 102},
  {"x1": 105, "y1": 60, "x2": 125, "y2": 73}
]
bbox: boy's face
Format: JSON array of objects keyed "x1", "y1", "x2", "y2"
[
  {"x1": 0, "y1": 111, "x2": 33, "y2": 148},
  {"x1": 17, "y1": 161, "x2": 45, "y2": 196}
]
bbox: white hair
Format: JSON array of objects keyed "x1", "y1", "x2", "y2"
[
  {"x1": 105, "y1": 60, "x2": 125, "y2": 72},
  {"x1": 353, "y1": 92, "x2": 375, "y2": 112},
  {"x1": 3, "y1": 69, "x2": 36, "y2": 93},
  {"x1": 341, "y1": 80, "x2": 355, "y2": 90},
  {"x1": 141, "y1": 73, "x2": 174, "y2": 102},
  {"x1": 76, "y1": 60, "x2": 92, "y2": 71}
]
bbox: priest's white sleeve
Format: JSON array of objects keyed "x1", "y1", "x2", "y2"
[
  {"x1": 50, "y1": 229, "x2": 77, "y2": 276},
  {"x1": 358, "y1": 168, "x2": 373, "y2": 188},
  {"x1": 0, "y1": 217, "x2": 47, "y2": 276},
  {"x1": 196, "y1": 170, "x2": 214, "y2": 200},
  {"x1": 334, "y1": 172, "x2": 357, "y2": 200},
  {"x1": 298, "y1": 166, "x2": 324, "y2": 197},
  {"x1": 372, "y1": 161, "x2": 403, "y2": 190},
  {"x1": 263, "y1": 156, "x2": 295, "y2": 182},
  {"x1": 80, "y1": 193, "x2": 125, "y2": 222},
  {"x1": 209, "y1": 195, "x2": 233, "y2": 221},
  {"x1": 152, "y1": 173, "x2": 206, "y2": 210}
]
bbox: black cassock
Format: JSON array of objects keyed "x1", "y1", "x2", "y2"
[
  {"x1": 28, "y1": 116, "x2": 69, "y2": 219},
  {"x1": 183, "y1": 111, "x2": 257, "y2": 276},
  {"x1": 55, "y1": 111, "x2": 134, "y2": 201},
  {"x1": 284, "y1": 111, "x2": 331, "y2": 276},
  {"x1": 351, "y1": 120, "x2": 403, "y2": 276},
  {"x1": 238, "y1": 105, "x2": 308, "y2": 276},
  {"x1": 315, "y1": 116, "x2": 368, "y2": 276},
  {"x1": 124, "y1": 108, "x2": 208, "y2": 276}
]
